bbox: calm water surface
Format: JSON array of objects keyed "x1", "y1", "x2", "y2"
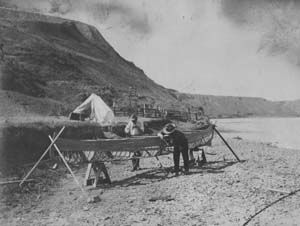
[{"x1": 212, "y1": 117, "x2": 300, "y2": 150}]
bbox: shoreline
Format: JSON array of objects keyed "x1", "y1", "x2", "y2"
[
  {"x1": 214, "y1": 117, "x2": 300, "y2": 152},
  {"x1": 231, "y1": 136, "x2": 300, "y2": 152},
  {"x1": 1, "y1": 137, "x2": 300, "y2": 225}
]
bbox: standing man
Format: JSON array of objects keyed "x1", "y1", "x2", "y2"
[
  {"x1": 158, "y1": 123, "x2": 189, "y2": 176},
  {"x1": 125, "y1": 114, "x2": 144, "y2": 171}
]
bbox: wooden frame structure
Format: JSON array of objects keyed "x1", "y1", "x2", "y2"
[{"x1": 20, "y1": 124, "x2": 240, "y2": 193}]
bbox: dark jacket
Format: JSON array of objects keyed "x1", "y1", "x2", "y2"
[{"x1": 159, "y1": 130, "x2": 188, "y2": 150}]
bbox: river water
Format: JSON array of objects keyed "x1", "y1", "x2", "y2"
[{"x1": 212, "y1": 117, "x2": 300, "y2": 150}]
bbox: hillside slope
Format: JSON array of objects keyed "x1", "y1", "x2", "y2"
[
  {"x1": 176, "y1": 92, "x2": 300, "y2": 117},
  {"x1": 0, "y1": 7, "x2": 181, "y2": 116},
  {"x1": 0, "y1": 8, "x2": 300, "y2": 118}
]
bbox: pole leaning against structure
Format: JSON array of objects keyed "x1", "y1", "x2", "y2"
[{"x1": 214, "y1": 127, "x2": 241, "y2": 162}]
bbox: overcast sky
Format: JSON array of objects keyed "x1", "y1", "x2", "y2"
[{"x1": 3, "y1": 0, "x2": 300, "y2": 101}]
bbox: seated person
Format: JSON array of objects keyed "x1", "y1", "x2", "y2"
[
  {"x1": 124, "y1": 114, "x2": 144, "y2": 171},
  {"x1": 190, "y1": 107, "x2": 211, "y2": 164},
  {"x1": 125, "y1": 114, "x2": 144, "y2": 136},
  {"x1": 195, "y1": 107, "x2": 210, "y2": 129}
]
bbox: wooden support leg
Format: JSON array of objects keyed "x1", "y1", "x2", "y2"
[
  {"x1": 189, "y1": 148, "x2": 195, "y2": 161},
  {"x1": 155, "y1": 156, "x2": 163, "y2": 168},
  {"x1": 100, "y1": 163, "x2": 111, "y2": 185},
  {"x1": 196, "y1": 148, "x2": 201, "y2": 166},
  {"x1": 92, "y1": 163, "x2": 101, "y2": 188},
  {"x1": 48, "y1": 135, "x2": 88, "y2": 198},
  {"x1": 146, "y1": 150, "x2": 163, "y2": 168},
  {"x1": 49, "y1": 132, "x2": 57, "y2": 161},
  {"x1": 189, "y1": 148, "x2": 197, "y2": 167},
  {"x1": 84, "y1": 163, "x2": 93, "y2": 186},
  {"x1": 201, "y1": 149, "x2": 207, "y2": 163},
  {"x1": 196, "y1": 148, "x2": 207, "y2": 166},
  {"x1": 85, "y1": 162, "x2": 111, "y2": 187},
  {"x1": 20, "y1": 127, "x2": 65, "y2": 187}
]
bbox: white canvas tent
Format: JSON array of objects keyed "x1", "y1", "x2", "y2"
[{"x1": 72, "y1": 93, "x2": 115, "y2": 126}]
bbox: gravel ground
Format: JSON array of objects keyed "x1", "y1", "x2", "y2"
[{"x1": 1, "y1": 136, "x2": 300, "y2": 226}]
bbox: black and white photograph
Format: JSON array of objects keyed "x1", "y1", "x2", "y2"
[{"x1": 1, "y1": 0, "x2": 300, "y2": 225}]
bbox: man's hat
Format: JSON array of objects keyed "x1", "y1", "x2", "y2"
[{"x1": 162, "y1": 123, "x2": 176, "y2": 135}]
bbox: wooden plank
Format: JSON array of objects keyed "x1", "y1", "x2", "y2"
[
  {"x1": 56, "y1": 136, "x2": 164, "y2": 153},
  {"x1": 84, "y1": 163, "x2": 93, "y2": 186}
]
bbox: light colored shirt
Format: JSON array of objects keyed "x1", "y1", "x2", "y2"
[
  {"x1": 125, "y1": 121, "x2": 144, "y2": 136},
  {"x1": 195, "y1": 115, "x2": 210, "y2": 129}
]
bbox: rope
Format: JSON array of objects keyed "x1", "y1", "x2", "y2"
[{"x1": 243, "y1": 188, "x2": 300, "y2": 225}]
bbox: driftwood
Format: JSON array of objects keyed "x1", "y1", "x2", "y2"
[
  {"x1": 149, "y1": 195, "x2": 175, "y2": 202},
  {"x1": 0, "y1": 179, "x2": 35, "y2": 186},
  {"x1": 267, "y1": 188, "x2": 290, "y2": 194}
]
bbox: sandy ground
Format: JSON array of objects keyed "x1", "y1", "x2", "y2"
[{"x1": 1, "y1": 136, "x2": 300, "y2": 226}]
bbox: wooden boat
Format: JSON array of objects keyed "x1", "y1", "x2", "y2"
[
  {"x1": 55, "y1": 124, "x2": 215, "y2": 163},
  {"x1": 20, "y1": 123, "x2": 240, "y2": 189}
]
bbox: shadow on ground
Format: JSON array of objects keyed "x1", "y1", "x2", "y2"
[{"x1": 98, "y1": 160, "x2": 240, "y2": 188}]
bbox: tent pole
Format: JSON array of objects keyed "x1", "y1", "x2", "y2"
[
  {"x1": 213, "y1": 127, "x2": 241, "y2": 162},
  {"x1": 19, "y1": 126, "x2": 66, "y2": 187}
]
